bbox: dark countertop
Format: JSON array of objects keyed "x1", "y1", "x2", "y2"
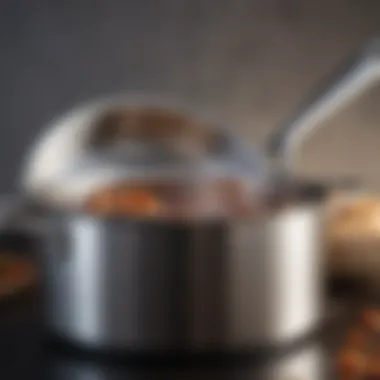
[{"x1": 0, "y1": 286, "x2": 354, "y2": 380}]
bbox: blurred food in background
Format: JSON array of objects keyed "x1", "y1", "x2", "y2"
[
  {"x1": 325, "y1": 192, "x2": 380, "y2": 286},
  {"x1": 0, "y1": 253, "x2": 35, "y2": 300},
  {"x1": 337, "y1": 308, "x2": 380, "y2": 379}
]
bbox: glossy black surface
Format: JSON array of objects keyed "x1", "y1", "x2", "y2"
[
  {"x1": 0, "y1": 297, "x2": 331, "y2": 380},
  {"x1": 0, "y1": 281, "x2": 349, "y2": 379}
]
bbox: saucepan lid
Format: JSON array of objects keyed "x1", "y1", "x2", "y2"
[{"x1": 21, "y1": 99, "x2": 268, "y2": 209}]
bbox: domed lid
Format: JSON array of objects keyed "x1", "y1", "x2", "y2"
[
  {"x1": 25, "y1": 103, "x2": 267, "y2": 207},
  {"x1": 48, "y1": 135, "x2": 265, "y2": 207}
]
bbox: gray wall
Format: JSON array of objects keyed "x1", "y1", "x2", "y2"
[{"x1": 2, "y1": 0, "x2": 380, "y2": 192}]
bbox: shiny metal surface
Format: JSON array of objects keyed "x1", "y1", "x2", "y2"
[
  {"x1": 22, "y1": 99, "x2": 264, "y2": 207},
  {"x1": 228, "y1": 202, "x2": 322, "y2": 346},
  {"x1": 44, "y1": 204, "x2": 321, "y2": 350},
  {"x1": 45, "y1": 216, "x2": 228, "y2": 349}
]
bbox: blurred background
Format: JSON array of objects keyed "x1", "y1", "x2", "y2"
[{"x1": 2, "y1": 0, "x2": 380, "y2": 192}]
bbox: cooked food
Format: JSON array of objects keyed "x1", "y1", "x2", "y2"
[
  {"x1": 325, "y1": 194, "x2": 380, "y2": 279},
  {"x1": 327, "y1": 196, "x2": 380, "y2": 240},
  {"x1": 337, "y1": 349, "x2": 366, "y2": 376},
  {"x1": 85, "y1": 185, "x2": 162, "y2": 217},
  {"x1": 361, "y1": 308, "x2": 380, "y2": 331},
  {"x1": 84, "y1": 179, "x2": 255, "y2": 219},
  {"x1": 337, "y1": 308, "x2": 380, "y2": 379},
  {"x1": 0, "y1": 254, "x2": 35, "y2": 299}
]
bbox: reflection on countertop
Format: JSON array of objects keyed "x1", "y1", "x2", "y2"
[{"x1": 45, "y1": 341, "x2": 328, "y2": 380}]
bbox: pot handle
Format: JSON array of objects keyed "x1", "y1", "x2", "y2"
[{"x1": 267, "y1": 39, "x2": 380, "y2": 172}]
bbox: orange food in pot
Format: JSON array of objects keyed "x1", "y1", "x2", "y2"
[
  {"x1": 85, "y1": 186, "x2": 161, "y2": 217},
  {"x1": 84, "y1": 178, "x2": 255, "y2": 219},
  {"x1": 117, "y1": 188, "x2": 161, "y2": 215}
]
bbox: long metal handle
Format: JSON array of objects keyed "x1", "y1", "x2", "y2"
[{"x1": 268, "y1": 39, "x2": 380, "y2": 172}]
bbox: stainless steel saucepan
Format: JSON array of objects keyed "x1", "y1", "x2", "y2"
[{"x1": 11, "y1": 39, "x2": 380, "y2": 353}]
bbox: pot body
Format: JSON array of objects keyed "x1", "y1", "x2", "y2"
[{"x1": 43, "y1": 203, "x2": 322, "y2": 351}]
